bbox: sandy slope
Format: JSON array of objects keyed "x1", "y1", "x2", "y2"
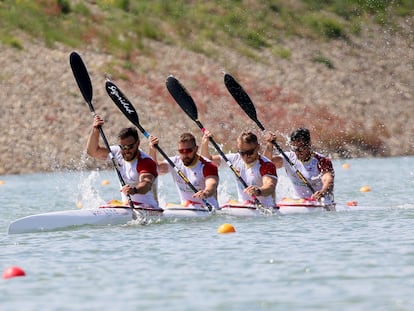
[{"x1": 0, "y1": 20, "x2": 413, "y2": 175}]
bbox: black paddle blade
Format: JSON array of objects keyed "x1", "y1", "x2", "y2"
[
  {"x1": 224, "y1": 73, "x2": 265, "y2": 131},
  {"x1": 165, "y1": 75, "x2": 198, "y2": 121},
  {"x1": 69, "y1": 52, "x2": 93, "y2": 109},
  {"x1": 105, "y1": 80, "x2": 141, "y2": 127}
]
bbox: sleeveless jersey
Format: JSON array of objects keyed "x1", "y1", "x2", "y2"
[
  {"x1": 110, "y1": 146, "x2": 159, "y2": 207},
  {"x1": 167, "y1": 155, "x2": 219, "y2": 209},
  {"x1": 282, "y1": 151, "x2": 334, "y2": 199},
  {"x1": 221, "y1": 153, "x2": 277, "y2": 207}
]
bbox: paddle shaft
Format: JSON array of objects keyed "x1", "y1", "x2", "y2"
[
  {"x1": 194, "y1": 121, "x2": 264, "y2": 208},
  {"x1": 165, "y1": 76, "x2": 264, "y2": 208},
  {"x1": 69, "y1": 52, "x2": 138, "y2": 214},
  {"x1": 87, "y1": 109, "x2": 138, "y2": 212},
  {"x1": 90, "y1": 111, "x2": 128, "y2": 189},
  {"x1": 136, "y1": 122, "x2": 211, "y2": 208},
  {"x1": 252, "y1": 119, "x2": 316, "y2": 193},
  {"x1": 91, "y1": 116, "x2": 141, "y2": 214},
  {"x1": 224, "y1": 73, "x2": 316, "y2": 194},
  {"x1": 105, "y1": 81, "x2": 214, "y2": 211}
]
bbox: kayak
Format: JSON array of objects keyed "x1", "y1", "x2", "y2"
[
  {"x1": 277, "y1": 197, "x2": 336, "y2": 214},
  {"x1": 7, "y1": 198, "x2": 341, "y2": 234},
  {"x1": 7, "y1": 201, "x2": 164, "y2": 234},
  {"x1": 219, "y1": 200, "x2": 276, "y2": 216},
  {"x1": 162, "y1": 202, "x2": 212, "y2": 218},
  {"x1": 7, "y1": 200, "x2": 213, "y2": 234},
  {"x1": 218, "y1": 197, "x2": 336, "y2": 216}
]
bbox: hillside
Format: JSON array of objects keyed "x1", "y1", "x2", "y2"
[{"x1": 0, "y1": 1, "x2": 413, "y2": 175}]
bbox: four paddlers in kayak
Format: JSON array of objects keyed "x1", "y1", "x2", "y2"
[{"x1": 86, "y1": 115, "x2": 334, "y2": 207}]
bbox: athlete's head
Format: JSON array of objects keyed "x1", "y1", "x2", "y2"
[{"x1": 178, "y1": 132, "x2": 198, "y2": 166}]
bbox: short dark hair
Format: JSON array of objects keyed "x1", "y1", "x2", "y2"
[
  {"x1": 290, "y1": 128, "x2": 310, "y2": 144},
  {"x1": 237, "y1": 132, "x2": 258, "y2": 145},
  {"x1": 178, "y1": 132, "x2": 196, "y2": 146},
  {"x1": 118, "y1": 127, "x2": 139, "y2": 142}
]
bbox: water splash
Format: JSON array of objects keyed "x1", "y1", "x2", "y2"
[{"x1": 75, "y1": 171, "x2": 106, "y2": 210}]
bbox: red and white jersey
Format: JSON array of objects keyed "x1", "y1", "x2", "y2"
[
  {"x1": 110, "y1": 146, "x2": 159, "y2": 207},
  {"x1": 281, "y1": 151, "x2": 334, "y2": 199},
  {"x1": 221, "y1": 153, "x2": 277, "y2": 207},
  {"x1": 166, "y1": 155, "x2": 219, "y2": 209}
]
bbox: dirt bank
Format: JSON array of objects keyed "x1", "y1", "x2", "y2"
[{"x1": 0, "y1": 20, "x2": 413, "y2": 175}]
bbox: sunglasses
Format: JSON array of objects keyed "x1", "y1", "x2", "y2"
[
  {"x1": 238, "y1": 147, "x2": 256, "y2": 157},
  {"x1": 178, "y1": 147, "x2": 194, "y2": 154},
  {"x1": 119, "y1": 142, "x2": 137, "y2": 151}
]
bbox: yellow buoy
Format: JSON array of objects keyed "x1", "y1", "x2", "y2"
[
  {"x1": 342, "y1": 163, "x2": 350, "y2": 169},
  {"x1": 101, "y1": 179, "x2": 110, "y2": 186},
  {"x1": 217, "y1": 223, "x2": 236, "y2": 234},
  {"x1": 360, "y1": 186, "x2": 371, "y2": 192},
  {"x1": 76, "y1": 202, "x2": 83, "y2": 208}
]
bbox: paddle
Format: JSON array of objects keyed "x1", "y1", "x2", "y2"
[
  {"x1": 105, "y1": 80, "x2": 215, "y2": 212},
  {"x1": 165, "y1": 75, "x2": 266, "y2": 210},
  {"x1": 69, "y1": 51, "x2": 145, "y2": 221},
  {"x1": 223, "y1": 73, "x2": 316, "y2": 194}
]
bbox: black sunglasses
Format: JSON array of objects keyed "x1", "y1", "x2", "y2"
[
  {"x1": 119, "y1": 142, "x2": 137, "y2": 151},
  {"x1": 238, "y1": 147, "x2": 256, "y2": 157}
]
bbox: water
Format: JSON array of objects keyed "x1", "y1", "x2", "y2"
[{"x1": 1, "y1": 157, "x2": 413, "y2": 311}]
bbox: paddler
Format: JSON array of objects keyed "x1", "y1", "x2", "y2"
[
  {"x1": 200, "y1": 130, "x2": 277, "y2": 208},
  {"x1": 263, "y1": 128, "x2": 335, "y2": 203},
  {"x1": 148, "y1": 133, "x2": 219, "y2": 210},
  {"x1": 86, "y1": 115, "x2": 159, "y2": 208}
]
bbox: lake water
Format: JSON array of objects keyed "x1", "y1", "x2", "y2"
[{"x1": 1, "y1": 156, "x2": 413, "y2": 311}]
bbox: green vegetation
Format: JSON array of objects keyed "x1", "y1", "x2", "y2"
[
  {"x1": 0, "y1": 0, "x2": 412, "y2": 58},
  {"x1": 312, "y1": 54, "x2": 334, "y2": 69}
]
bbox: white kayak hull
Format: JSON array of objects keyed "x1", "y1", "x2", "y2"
[
  {"x1": 163, "y1": 207, "x2": 211, "y2": 218},
  {"x1": 162, "y1": 202, "x2": 212, "y2": 218},
  {"x1": 277, "y1": 197, "x2": 336, "y2": 214},
  {"x1": 218, "y1": 198, "x2": 336, "y2": 216},
  {"x1": 7, "y1": 198, "x2": 343, "y2": 234},
  {"x1": 218, "y1": 201, "x2": 276, "y2": 216},
  {"x1": 7, "y1": 200, "x2": 164, "y2": 234},
  {"x1": 7, "y1": 207, "x2": 148, "y2": 234},
  {"x1": 8, "y1": 202, "x2": 212, "y2": 234}
]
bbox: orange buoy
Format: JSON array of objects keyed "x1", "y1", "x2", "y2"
[
  {"x1": 3, "y1": 266, "x2": 26, "y2": 279},
  {"x1": 101, "y1": 179, "x2": 110, "y2": 186},
  {"x1": 0, "y1": 180, "x2": 5, "y2": 185},
  {"x1": 360, "y1": 186, "x2": 371, "y2": 192},
  {"x1": 341, "y1": 163, "x2": 350, "y2": 169},
  {"x1": 217, "y1": 223, "x2": 236, "y2": 234},
  {"x1": 346, "y1": 201, "x2": 358, "y2": 206}
]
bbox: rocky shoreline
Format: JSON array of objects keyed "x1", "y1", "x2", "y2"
[{"x1": 1, "y1": 20, "x2": 413, "y2": 175}]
